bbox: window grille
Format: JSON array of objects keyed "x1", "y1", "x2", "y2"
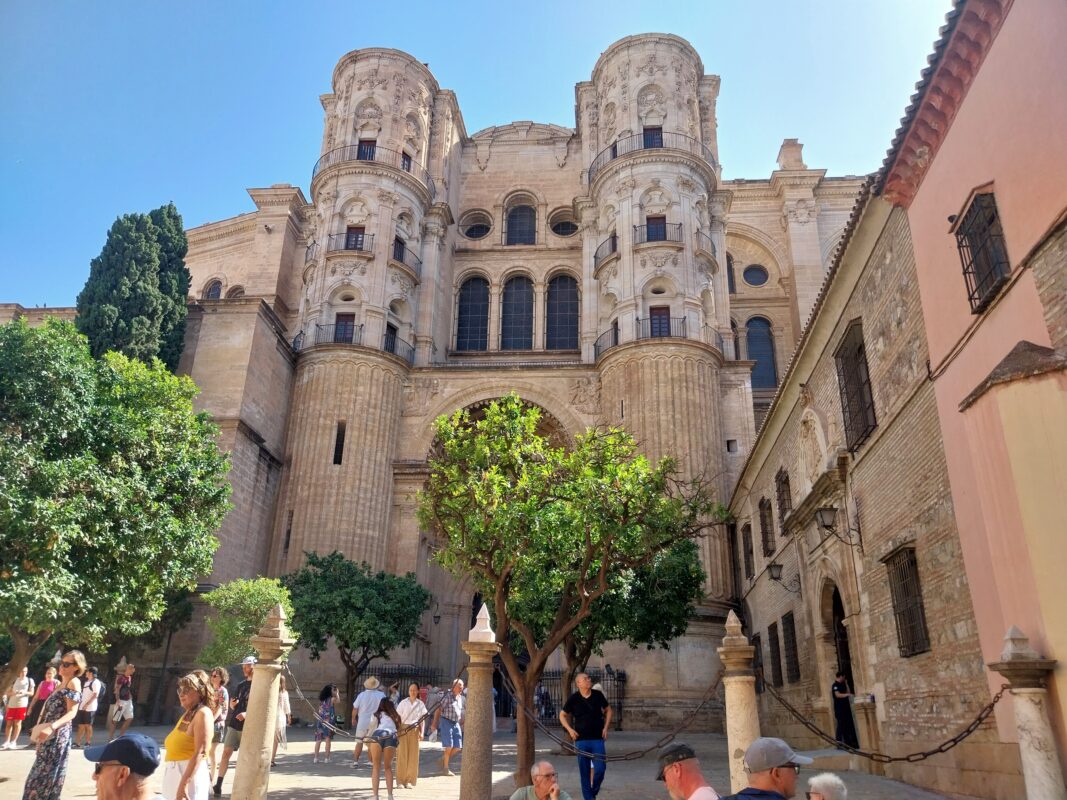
[
  {"x1": 782, "y1": 611, "x2": 800, "y2": 683},
  {"x1": 643, "y1": 126, "x2": 663, "y2": 148},
  {"x1": 775, "y1": 469, "x2": 792, "y2": 528},
  {"x1": 506, "y1": 205, "x2": 536, "y2": 245},
  {"x1": 545, "y1": 275, "x2": 579, "y2": 350},
  {"x1": 500, "y1": 276, "x2": 534, "y2": 350},
  {"x1": 758, "y1": 498, "x2": 775, "y2": 557},
  {"x1": 955, "y1": 192, "x2": 1010, "y2": 314},
  {"x1": 835, "y1": 320, "x2": 877, "y2": 451},
  {"x1": 885, "y1": 547, "x2": 931, "y2": 657},
  {"x1": 768, "y1": 622, "x2": 783, "y2": 687},
  {"x1": 741, "y1": 524, "x2": 754, "y2": 580},
  {"x1": 747, "y1": 318, "x2": 778, "y2": 389},
  {"x1": 455, "y1": 277, "x2": 490, "y2": 351},
  {"x1": 751, "y1": 632, "x2": 764, "y2": 694}
]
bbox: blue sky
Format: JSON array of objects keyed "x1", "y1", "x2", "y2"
[{"x1": 0, "y1": 1, "x2": 951, "y2": 308}]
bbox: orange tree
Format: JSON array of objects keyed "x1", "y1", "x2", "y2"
[{"x1": 417, "y1": 393, "x2": 725, "y2": 784}]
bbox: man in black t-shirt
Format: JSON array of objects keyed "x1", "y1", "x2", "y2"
[
  {"x1": 559, "y1": 673, "x2": 612, "y2": 800},
  {"x1": 214, "y1": 657, "x2": 255, "y2": 796}
]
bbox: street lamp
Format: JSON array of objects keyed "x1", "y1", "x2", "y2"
[{"x1": 767, "y1": 561, "x2": 801, "y2": 595}]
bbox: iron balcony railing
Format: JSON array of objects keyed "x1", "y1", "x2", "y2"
[
  {"x1": 697, "y1": 230, "x2": 717, "y2": 258},
  {"x1": 293, "y1": 323, "x2": 365, "y2": 350},
  {"x1": 382, "y1": 331, "x2": 415, "y2": 365},
  {"x1": 327, "y1": 232, "x2": 375, "y2": 254},
  {"x1": 312, "y1": 144, "x2": 436, "y2": 200},
  {"x1": 390, "y1": 240, "x2": 423, "y2": 277},
  {"x1": 633, "y1": 222, "x2": 683, "y2": 245},
  {"x1": 636, "y1": 316, "x2": 687, "y2": 340},
  {"x1": 593, "y1": 234, "x2": 619, "y2": 269},
  {"x1": 588, "y1": 131, "x2": 719, "y2": 184},
  {"x1": 594, "y1": 327, "x2": 620, "y2": 360},
  {"x1": 702, "y1": 324, "x2": 726, "y2": 354}
]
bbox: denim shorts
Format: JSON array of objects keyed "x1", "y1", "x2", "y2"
[
  {"x1": 365, "y1": 728, "x2": 398, "y2": 749},
  {"x1": 438, "y1": 717, "x2": 462, "y2": 749}
]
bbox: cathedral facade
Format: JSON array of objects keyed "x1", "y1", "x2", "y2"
[{"x1": 171, "y1": 33, "x2": 864, "y2": 723}]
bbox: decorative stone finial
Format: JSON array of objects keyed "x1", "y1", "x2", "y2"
[
  {"x1": 1001, "y1": 625, "x2": 1040, "y2": 661},
  {"x1": 725, "y1": 609, "x2": 742, "y2": 637},
  {"x1": 468, "y1": 603, "x2": 495, "y2": 643}
]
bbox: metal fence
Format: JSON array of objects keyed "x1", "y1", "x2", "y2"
[{"x1": 498, "y1": 666, "x2": 627, "y2": 730}]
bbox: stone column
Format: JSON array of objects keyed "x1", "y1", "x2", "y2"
[
  {"x1": 988, "y1": 625, "x2": 1065, "y2": 800},
  {"x1": 459, "y1": 605, "x2": 501, "y2": 800},
  {"x1": 852, "y1": 698, "x2": 883, "y2": 776},
  {"x1": 717, "y1": 609, "x2": 760, "y2": 793},
  {"x1": 231, "y1": 605, "x2": 296, "y2": 800}
]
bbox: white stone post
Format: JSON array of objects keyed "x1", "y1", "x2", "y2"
[
  {"x1": 988, "y1": 626, "x2": 1066, "y2": 800},
  {"x1": 231, "y1": 605, "x2": 296, "y2": 800},
  {"x1": 717, "y1": 609, "x2": 760, "y2": 793},
  {"x1": 459, "y1": 605, "x2": 501, "y2": 800}
]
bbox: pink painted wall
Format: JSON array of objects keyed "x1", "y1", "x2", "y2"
[{"x1": 906, "y1": 0, "x2": 1067, "y2": 748}]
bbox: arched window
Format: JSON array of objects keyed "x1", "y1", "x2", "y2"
[
  {"x1": 506, "y1": 205, "x2": 536, "y2": 245},
  {"x1": 455, "y1": 277, "x2": 490, "y2": 351},
  {"x1": 204, "y1": 280, "x2": 222, "y2": 300},
  {"x1": 226, "y1": 286, "x2": 245, "y2": 299},
  {"x1": 545, "y1": 274, "x2": 579, "y2": 350},
  {"x1": 747, "y1": 317, "x2": 778, "y2": 389},
  {"x1": 500, "y1": 276, "x2": 534, "y2": 350},
  {"x1": 727, "y1": 253, "x2": 736, "y2": 295}
]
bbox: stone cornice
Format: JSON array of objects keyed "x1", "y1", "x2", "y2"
[
  {"x1": 329, "y1": 47, "x2": 441, "y2": 96},
  {"x1": 311, "y1": 162, "x2": 434, "y2": 208},
  {"x1": 248, "y1": 185, "x2": 309, "y2": 214},
  {"x1": 769, "y1": 170, "x2": 827, "y2": 195},
  {"x1": 186, "y1": 215, "x2": 257, "y2": 246},
  {"x1": 878, "y1": 0, "x2": 1013, "y2": 208}
]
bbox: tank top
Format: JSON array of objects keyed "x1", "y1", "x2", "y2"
[{"x1": 164, "y1": 709, "x2": 206, "y2": 762}]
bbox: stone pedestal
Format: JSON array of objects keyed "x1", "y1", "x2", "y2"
[
  {"x1": 460, "y1": 605, "x2": 502, "y2": 800},
  {"x1": 717, "y1": 609, "x2": 760, "y2": 793},
  {"x1": 232, "y1": 605, "x2": 296, "y2": 800},
  {"x1": 988, "y1": 626, "x2": 1065, "y2": 800},
  {"x1": 853, "y1": 698, "x2": 883, "y2": 776}
]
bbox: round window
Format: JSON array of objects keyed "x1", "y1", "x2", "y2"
[
  {"x1": 459, "y1": 211, "x2": 493, "y2": 240},
  {"x1": 551, "y1": 220, "x2": 579, "y2": 237},
  {"x1": 743, "y1": 265, "x2": 769, "y2": 286},
  {"x1": 464, "y1": 223, "x2": 491, "y2": 239}
]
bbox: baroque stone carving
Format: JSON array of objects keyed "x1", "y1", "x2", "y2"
[
  {"x1": 571, "y1": 376, "x2": 601, "y2": 415},
  {"x1": 639, "y1": 252, "x2": 679, "y2": 270},
  {"x1": 642, "y1": 180, "x2": 671, "y2": 214},
  {"x1": 355, "y1": 98, "x2": 383, "y2": 120},
  {"x1": 637, "y1": 85, "x2": 666, "y2": 123},
  {"x1": 390, "y1": 271, "x2": 413, "y2": 297},
  {"x1": 402, "y1": 378, "x2": 440, "y2": 416},
  {"x1": 330, "y1": 261, "x2": 367, "y2": 278},
  {"x1": 677, "y1": 176, "x2": 698, "y2": 193},
  {"x1": 356, "y1": 69, "x2": 388, "y2": 92},
  {"x1": 783, "y1": 199, "x2": 815, "y2": 225},
  {"x1": 377, "y1": 189, "x2": 398, "y2": 205},
  {"x1": 636, "y1": 52, "x2": 667, "y2": 77}
]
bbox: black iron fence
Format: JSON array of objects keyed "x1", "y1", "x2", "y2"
[
  {"x1": 390, "y1": 240, "x2": 423, "y2": 277},
  {"x1": 589, "y1": 131, "x2": 718, "y2": 183},
  {"x1": 593, "y1": 234, "x2": 618, "y2": 269},
  {"x1": 498, "y1": 666, "x2": 627, "y2": 730},
  {"x1": 312, "y1": 145, "x2": 436, "y2": 199},
  {"x1": 327, "y1": 232, "x2": 375, "y2": 253},
  {"x1": 636, "y1": 316, "x2": 687, "y2": 340}
]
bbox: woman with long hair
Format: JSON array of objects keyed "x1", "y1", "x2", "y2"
[
  {"x1": 394, "y1": 682, "x2": 427, "y2": 789},
  {"x1": 207, "y1": 667, "x2": 229, "y2": 785},
  {"x1": 21, "y1": 650, "x2": 85, "y2": 800},
  {"x1": 270, "y1": 675, "x2": 291, "y2": 767},
  {"x1": 161, "y1": 671, "x2": 216, "y2": 800},
  {"x1": 25, "y1": 666, "x2": 57, "y2": 731},
  {"x1": 368, "y1": 697, "x2": 402, "y2": 800},
  {"x1": 313, "y1": 684, "x2": 339, "y2": 764}
]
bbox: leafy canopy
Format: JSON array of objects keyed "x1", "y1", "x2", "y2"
[
  {"x1": 0, "y1": 319, "x2": 230, "y2": 687},
  {"x1": 199, "y1": 578, "x2": 297, "y2": 666}
]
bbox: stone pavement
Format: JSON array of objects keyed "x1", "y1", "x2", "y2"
[{"x1": 0, "y1": 726, "x2": 952, "y2": 799}]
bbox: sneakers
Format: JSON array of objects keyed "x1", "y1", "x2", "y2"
[
  {"x1": 313, "y1": 756, "x2": 319, "y2": 764},
  {"x1": 213, "y1": 777, "x2": 223, "y2": 797},
  {"x1": 71, "y1": 743, "x2": 81, "y2": 749}
]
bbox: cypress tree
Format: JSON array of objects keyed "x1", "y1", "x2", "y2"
[{"x1": 150, "y1": 203, "x2": 191, "y2": 371}]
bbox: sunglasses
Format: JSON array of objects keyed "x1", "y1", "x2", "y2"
[
  {"x1": 776, "y1": 763, "x2": 801, "y2": 774},
  {"x1": 94, "y1": 761, "x2": 124, "y2": 776},
  {"x1": 60, "y1": 661, "x2": 78, "y2": 668}
]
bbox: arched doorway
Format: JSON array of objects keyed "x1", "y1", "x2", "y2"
[{"x1": 831, "y1": 586, "x2": 855, "y2": 691}]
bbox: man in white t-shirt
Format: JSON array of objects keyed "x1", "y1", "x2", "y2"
[
  {"x1": 349, "y1": 676, "x2": 385, "y2": 768},
  {"x1": 74, "y1": 666, "x2": 104, "y2": 748},
  {"x1": 656, "y1": 742, "x2": 720, "y2": 800},
  {"x1": 2, "y1": 666, "x2": 34, "y2": 749}
]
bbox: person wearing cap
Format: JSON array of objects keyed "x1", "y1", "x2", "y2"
[
  {"x1": 718, "y1": 737, "x2": 813, "y2": 800},
  {"x1": 656, "y1": 743, "x2": 720, "y2": 800},
  {"x1": 108, "y1": 664, "x2": 137, "y2": 741},
  {"x1": 350, "y1": 676, "x2": 386, "y2": 768},
  {"x1": 213, "y1": 657, "x2": 255, "y2": 797},
  {"x1": 84, "y1": 732, "x2": 165, "y2": 800},
  {"x1": 559, "y1": 673, "x2": 611, "y2": 800},
  {"x1": 509, "y1": 760, "x2": 572, "y2": 800}
]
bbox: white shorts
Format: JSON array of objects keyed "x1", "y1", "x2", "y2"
[
  {"x1": 111, "y1": 699, "x2": 134, "y2": 722},
  {"x1": 355, "y1": 721, "x2": 374, "y2": 739},
  {"x1": 163, "y1": 758, "x2": 209, "y2": 800}
]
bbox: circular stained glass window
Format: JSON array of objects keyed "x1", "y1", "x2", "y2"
[{"x1": 743, "y1": 265, "x2": 769, "y2": 286}]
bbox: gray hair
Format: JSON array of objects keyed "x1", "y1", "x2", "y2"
[
  {"x1": 530, "y1": 760, "x2": 554, "y2": 780},
  {"x1": 808, "y1": 772, "x2": 847, "y2": 800}
]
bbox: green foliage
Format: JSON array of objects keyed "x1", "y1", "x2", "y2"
[
  {"x1": 150, "y1": 203, "x2": 191, "y2": 371},
  {"x1": 75, "y1": 204, "x2": 191, "y2": 370},
  {"x1": 200, "y1": 578, "x2": 296, "y2": 665},
  {"x1": 0, "y1": 319, "x2": 230, "y2": 690},
  {"x1": 284, "y1": 552, "x2": 432, "y2": 690}
]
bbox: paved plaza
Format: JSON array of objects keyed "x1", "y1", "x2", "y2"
[{"x1": 0, "y1": 725, "x2": 952, "y2": 799}]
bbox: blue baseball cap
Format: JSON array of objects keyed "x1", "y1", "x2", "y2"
[{"x1": 84, "y1": 732, "x2": 161, "y2": 776}]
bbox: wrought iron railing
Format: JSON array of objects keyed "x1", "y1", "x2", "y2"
[
  {"x1": 326, "y1": 232, "x2": 375, "y2": 253},
  {"x1": 390, "y1": 240, "x2": 423, "y2": 277},
  {"x1": 588, "y1": 131, "x2": 719, "y2": 184},
  {"x1": 293, "y1": 323, "x2": 365, "y2": 350},
  {"x1": 312, "y1": 144, "x2": 436, "y2": 199},
  {"x1": 697, "y1": 230, "x2": 717, "y2": 258},
  {"x1": 636, "y1": 316, "x2": 687, "y2": 340},
  {"x1": 702, "y1": 324, "x2": 725, "y2": 353},
  {"x1": 593, "y1": 234, "x2": 619, "y2": 269},
  {"x1": 594, "y1": 326, "x2": 621, "y2": 360},
  {"x1": 633, "y1": 222, "x2": 683, "y2": 245},
  {"x1": 383, "y1": 331, "x2": 415, "y2": 365}
]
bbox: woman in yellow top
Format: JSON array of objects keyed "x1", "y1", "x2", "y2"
[{"x1": 163, "y1": 671, "x2": 216, "y2": 800}]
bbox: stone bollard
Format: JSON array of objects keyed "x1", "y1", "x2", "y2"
[
  {"x1": 231, "y1": 604, "x2": 296, "y2": 800},
  {"x1": 460, "y1": 604, "x2": 501, "y2": 800},
  {"x1": 988, "y1": 625, "x2": 1066, "y2": 800},
  {"x1": 717, "y1": 609, "x2": 760, "y2": 793}
]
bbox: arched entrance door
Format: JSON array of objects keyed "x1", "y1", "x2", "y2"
[{"x1": 831, "y1": 586, "x2": 855, "y2": 691}]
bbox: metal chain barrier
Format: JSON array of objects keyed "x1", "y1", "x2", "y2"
[
  {"x1": 495, "y1": 664, "x2": 725, "y2": 762},
  {"x1": 758, "y1": 669, "x2": 1011, "y2": 764}
]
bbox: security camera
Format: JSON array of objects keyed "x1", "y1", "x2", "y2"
[{"x1": 264, "y1": 224, "x2": 274, "y2": 233}]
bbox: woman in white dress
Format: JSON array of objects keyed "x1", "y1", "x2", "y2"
[
  {"x1": 271, "y1": 675, "x2": 291, "y2": 768},
  {"x1": 394, "y1": 683, "x2": 427, "y2": 788}
]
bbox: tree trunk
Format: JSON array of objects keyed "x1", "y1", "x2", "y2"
[
  {"x1": 0, "y1": 627, "x2": 52, "y2": 698},
  {"x1": 513, "y1": 674, "x2": 537, "y2": 787}
]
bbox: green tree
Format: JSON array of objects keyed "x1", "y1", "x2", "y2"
[
  {"x1": 417, "y1": 394, "x2": 726, "y2": 782},
  {"x1": 199, "y1": 578, "x2": 296, "y2": 666},
  {"x1": 284, "y1": 551, "x2": 432, "y2": 704},
  {"x1": 0, "y1": 319, "x2": 230, "y2": 693},
  {"x1": 76, "y1": 213, "x2": 165, "y2": 362},
  {"x1": 149, "y1": 203, "x2": 191, "y2": 371}
]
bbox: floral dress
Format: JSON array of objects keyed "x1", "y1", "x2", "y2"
[
  {"x1": 315, "y1": 699, "x2": 335, "y2": 742},
  {"x1": 22, "y1": 685, "x2": 80, "y2": 800}
]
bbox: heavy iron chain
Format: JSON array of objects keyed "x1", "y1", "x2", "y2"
[
  {"x1": 495, "y1": 663, "x2": 726, "y2": 762},
  {"x1": 758, "y1": 669, "x2": 1012, "y2": 764}
]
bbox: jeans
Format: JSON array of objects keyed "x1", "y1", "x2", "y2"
[{"x1": 575, "y1": 738, "x2": 606, "y2": 800}]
